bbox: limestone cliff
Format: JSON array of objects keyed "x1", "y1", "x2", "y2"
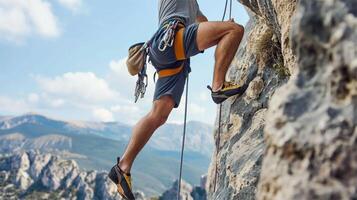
[
  {"x1": 0, "y1": 151, "x2": 145, "y2": 200},
  {"x1": 0, "y1": 151, "x2": 207, "y2": 200},
  {"x1": 207, "y1": 0, "x2": 356, "y2": 199}
]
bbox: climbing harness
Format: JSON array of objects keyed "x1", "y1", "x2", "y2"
[
  {"x1": 213, "y1": 0, "x2": 233, "y2": 192},
  {"x1": 177, "y1": 75, "x2": 189, "y2": 200},
  {"x1": 134, "y1": 18, "x2": 185, "y2": 102}
]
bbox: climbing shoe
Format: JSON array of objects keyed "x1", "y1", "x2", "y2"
[
  {"x1": 208, "y1": 65, "x2": 258, "y2": 104},
  {"x1": 207, "y1": 81, "x2": 247, "y2": 104},
  {"x1": 108, "y1": 157, "x2": 135, "y2": 200}
]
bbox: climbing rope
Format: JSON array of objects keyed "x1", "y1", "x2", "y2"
[
  {"x1": 176, "y1": 0, "x2": 234, "y2": 196},
  {"x1": 213, "y1": 103, "x2": 222, "y2": 192},
  {"x1": 213, "y1": 0, "x2": 233, "y2": 192},
  {"x1": 177, "y1": 74, "x2": 189, "y2": 200},
  {"x1": 222, "y1": 0, "x2": 233, "y2": 21}
]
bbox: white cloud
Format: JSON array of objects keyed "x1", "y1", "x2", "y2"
[
  {"x1": 109, "y1": 58, "x2": 156, "y2": 98},
  {"x1": 57, "y1": 0, "x2": 82, "y2": 12},
  {"x1": 92, "y1": 108, "x2": 114, "y2": 122},
  {"x1": 109, "y1": 58, "x2": 137, "y2": 86},
  {"x1": 0, "y1": 96, "x2": 31, "y2": 114},
  {"x1": 49, "y1": 98, "x2": 65, "y2": 108},
  {"x1": 110, "y1": 104, "x2": 142, "y2": 124},
  {"x1": 0, "y1": 0, "x2": 60, "y2": 41},
  {"x1": 199, "y1": 91, "x2": 209, "y2": 101},
  {"x1": 110, "y1": 104, "x2": 139, "y2": 113},
  {"x1": 27, "y1": 93, "x2": 39, "y2": 103},
  {"x1": 35, "y1": 72, "x2": 119, "y2": 103},
  {"x1": 189, "y1": 103, "x2": 206, "y2": 115}
]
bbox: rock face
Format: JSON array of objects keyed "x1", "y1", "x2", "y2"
[
  {"x1": 0, "y1": 151, "x2": 144, "y2": 200},
  {"x1": 206, "y1": 0, "x2": 297, "y2": 199},
  {"x1": 258, "y1": 0, "x2": 357, "y2": 199},
  {"x1": 207, "y1": 0, "x2": 356, "y2": 199}
]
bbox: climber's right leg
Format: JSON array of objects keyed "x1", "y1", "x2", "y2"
[
  {"x1": 119, "y1": 95, "x2": 175, "y2": 173},
  {"x1": 196, "y1": 21, "x2": 247, "y2": 104}
]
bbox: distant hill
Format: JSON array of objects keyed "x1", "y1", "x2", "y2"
[
  {"x1": 0, "y1": 151, "x2": 206, "y2": 200},
  {"x1": 0, "y1": 113, "x2": 213, "y2": 156},
  {"x1": 0, "y1": 113, "x2": 213, "y2": 196}
]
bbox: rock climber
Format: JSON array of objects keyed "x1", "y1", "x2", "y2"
[{"x1": 108, "y1": 0, "x2": 249, "y2": 199}]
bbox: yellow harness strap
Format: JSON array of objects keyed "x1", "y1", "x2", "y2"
[
  {"x1": 174, "y1": 27, "x2": 186, "y2": 60},
  {"x1": 158, "y1": 64, "x2": 184, "y2": 78}
]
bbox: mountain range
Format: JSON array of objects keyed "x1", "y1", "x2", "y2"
[{"x1": 0, "y1": 113, "x2": 213, "y2": 196}]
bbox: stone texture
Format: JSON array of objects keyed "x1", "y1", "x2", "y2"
[
  {"x1": 158, "y1": 178, "x2": 207, "y2": 200},
  {"x1": 206, "y1": 1, "x2": 296, "y2": 198},
  {"x1": 0, "y1": 151, "x2": 207, "y2": 199},
  {"x1": 257, "y1": 0, "x2": 357, "y2": 199},
  {"x1": 0, "y1": 151, "x2": 133, "y2": 200},
  {"x1": 207, "y1": 0, "x2": 356, "y2": 199},
  {"x1": 239, "y1": 0, "x2": 298, "y2": 73},
  {"x1": 160, "y1": 179, "x2": 193, "y2": 200}
]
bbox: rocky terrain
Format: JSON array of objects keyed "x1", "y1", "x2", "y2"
[
  {"x1": 206, "y1": 0, "x2": 356, "y2": 199},
  {"x1": 0, "y1": 114, "x2": 212, "y2": 196},
  {"x1": 0, "y1": 151, "x2": 126, "y2": 200},
  {"x1": 0, "y1": 151, "x2": 207, "y2": 200}
]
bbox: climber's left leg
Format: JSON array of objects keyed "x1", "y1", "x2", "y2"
[
  {"x1": 196, "y1": 21, "x2": 244, "y2": 92},
  {"x1": 196, "y1": 21, "x2": 251, "y2": 104}
]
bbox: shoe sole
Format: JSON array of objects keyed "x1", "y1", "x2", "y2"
[
  {"x1": 212, "y1": 86, "x2": 247, "y2": 104},
  {"x1": 108, "y1": 166, "x2": 133, "y2": 200},
  {"x1": 211, "y1": 65, "x2": 258, "y2": 104}
]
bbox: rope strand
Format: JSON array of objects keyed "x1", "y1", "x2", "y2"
[
  {"x1": 222, "y1": 0, "x2": 229, "y2": 21},
  {"x1": 229, "y1": 0, "x2": 233, "y2": 19},
  {"x1": 213, "y1": 103, "x2": 222, "y2": 192},
  {"x1": 214, "y1": 0, "x2": 233, "y2": 192},
  {"x1": 177, "y1": 74, "x2": 189, "y2": 200}
]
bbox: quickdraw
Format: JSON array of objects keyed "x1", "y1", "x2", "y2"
[
  {"x1": 158, "y1": 20, "x2": 180, "y2": 52},
  {"x1": 134, "y1": 45, "x2": 149, "y2": 103},
  {"x1": 134, "y1": 70, "x2": 148, "y2": 103}
]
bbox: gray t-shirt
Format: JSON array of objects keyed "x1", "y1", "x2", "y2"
[{"x1": 158, "y1": 0, "x2": 203, "y2": 26}]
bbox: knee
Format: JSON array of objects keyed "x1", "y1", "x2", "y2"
[
  {"x1": 227, "y1": 22, "x2": 243, "y2": 36},
  {"x1": 149, "y1": 107, "x2": 170, "y2": 127},
  {"x1": 232, "y1": 24, "x2": 244, "y2": 37},
  {"x1": 149, "y1": 110, "x2": 170, "y2": 127},
  {"x1": 149, "y1": 96, "x2": 174, "y2": 127}
]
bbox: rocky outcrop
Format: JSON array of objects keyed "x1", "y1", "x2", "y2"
[
  {"x1": 0, "y1": 151, "x2": 208, "y2": 200},
  {"x1": 0, "y1": 151, "x2": 145, "y2": 200},
  {"x1": 257, "y1": 0, "x2": 357, "y2": 199},
  {"x1": 206, "y1": 0, "x2": 297, "y2": 199},
  {"x1": 207, "y1": 0, "x2": 356, "y2": 199},
  {"x1": 159, "y1": 177, "x2": 207, "y2": 200}
]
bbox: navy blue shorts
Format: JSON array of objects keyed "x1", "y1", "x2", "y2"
[{"x1": 149, "y1": 21, "x2": 203, "y2": 108}]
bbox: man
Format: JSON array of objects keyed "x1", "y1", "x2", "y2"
[{"x1": 109, "y1": 1, "x2": 247, "y2": 199}]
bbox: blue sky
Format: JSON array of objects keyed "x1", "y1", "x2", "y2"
[{"x1": 0, "y1": 0, "x2": 248, "y2": 125}]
